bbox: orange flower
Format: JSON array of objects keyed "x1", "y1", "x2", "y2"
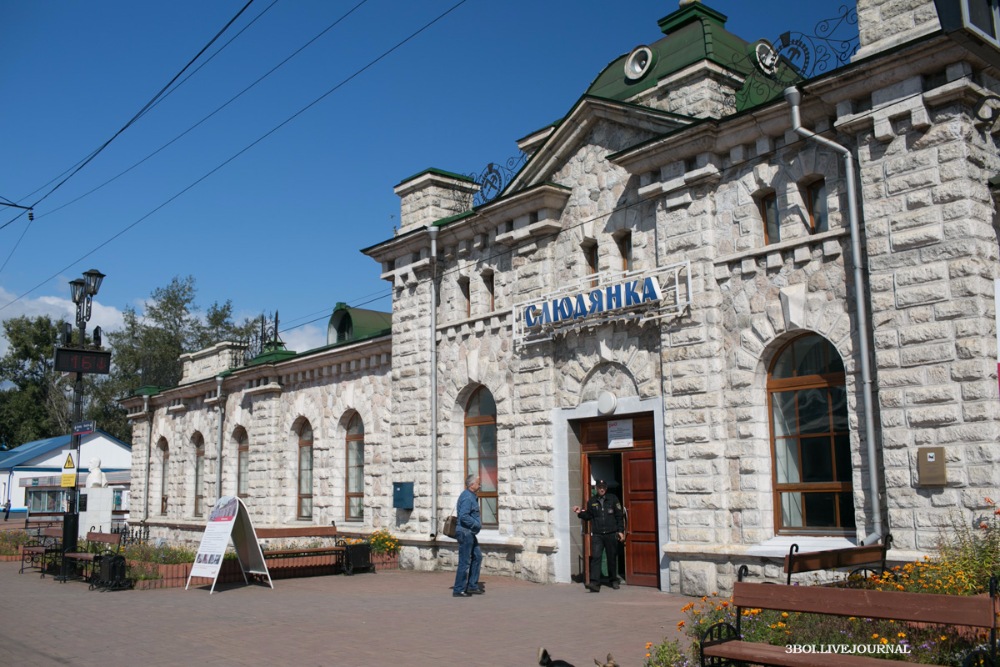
[{"x1": 677, "y1": 621, "x2": 685, "y2": 629}]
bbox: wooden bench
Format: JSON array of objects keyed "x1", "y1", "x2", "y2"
[
  {"x1": 20, "y1": 526, "x2": 63, "y2": 577},
  {"x1": 700, "y1": 569, "x2": 998, "y2": 667},
  {"x1": 61, "y1": 532, "x2": 123, "y2": 584},
  {"x1": 784, "y1": 534, "x2": 892, "y2": 585},
  {"x1": 257, "y1": 526, "x2": 347, "y2": 573}
]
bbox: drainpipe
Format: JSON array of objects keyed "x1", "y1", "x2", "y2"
[
  {"x1": 785, "y1": 87, "x2": 883, "y2": 543},
  {"x1": 428, "y1": 225, "x2": 439, "y2": 538},
  {"x1": 216, "y1": 375, "x2": 225, "y2": 500},
  {"x1": 142, "y1": 394, "x2": 152, "y2": 523}
]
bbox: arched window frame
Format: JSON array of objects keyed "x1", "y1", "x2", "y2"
[
  {"x1": 297, "y1": 421, "x2": 313, "y2": 520},
  {"x1": 768, "y1": 334, "x2": 853, "y2": 535},
  {"x1": 193, "y1": 433, "x2": 205, "y2": 517},
  {"x1": 235, "y1": 427, "x2": 249, "y2": 499},
  {"x1": 345, "y1": 413, "x2": 365, "y2": 522},
  {"x1": 158, "y1": 439, "x2": 169, "y2": 516},
  {"x1": 464, "y1": 386, "x2": 498, "y2": 528}
]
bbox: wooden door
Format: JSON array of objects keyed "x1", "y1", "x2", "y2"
[
  {"x1": 622, "y1": 448, "x2": 659, "y2": 587},
  {"x1": 578, "y1": 413, "x2": 659, "y2": 588}
]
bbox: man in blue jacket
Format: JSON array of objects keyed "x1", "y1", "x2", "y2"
[{"x1": 452, "y1": 474, "x2": 484, "y2": 597}]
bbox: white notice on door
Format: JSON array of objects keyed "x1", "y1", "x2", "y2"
[{"x1": 608, "y1": 419, "x2": 633, "y2": 449}]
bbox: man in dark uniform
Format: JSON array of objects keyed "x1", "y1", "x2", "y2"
[{"x1": 573, "y1": 479, "x2": 625, "y2": 592}]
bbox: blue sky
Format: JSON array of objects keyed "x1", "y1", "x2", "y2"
[{"x1": 0, "y1": 0, "x2": 853, "y2": 355}]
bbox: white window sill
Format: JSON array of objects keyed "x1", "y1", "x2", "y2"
[{"x1": 744, "y1": 534, "x2": 857, "y2": 559}]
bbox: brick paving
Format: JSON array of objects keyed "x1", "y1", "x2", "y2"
[{"x1": 0, "y1": 561, "x2": 688, "y2": 666}]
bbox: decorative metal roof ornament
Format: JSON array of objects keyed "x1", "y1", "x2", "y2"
[
  {"x1": 238, "y1": 311, "x2": 283, "y2": 366},
  {"x1": 729, "y1": 5, "x2": 859, "y2": 112},
  {"x1": 468, "y1": 152, "x2": 527, "y2": 207}
]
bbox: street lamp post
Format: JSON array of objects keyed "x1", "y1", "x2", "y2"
[{"x1": 58, "y1": 269, "x2": 105, "y2": 579}]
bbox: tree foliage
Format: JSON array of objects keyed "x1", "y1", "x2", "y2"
[
  {"x1": 95, "y1": 276, "x2": 255, "y2": 441},
  {"x1": 0, "y1": 315, "x2": 72, "y2": 448},
  {"x1": 0, "y1": 276, "x2": 254, "y2": 448}
]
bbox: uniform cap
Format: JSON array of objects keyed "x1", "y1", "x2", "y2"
[{"x1": 596, "y1": 480, "x2": 608, "y2": 488}]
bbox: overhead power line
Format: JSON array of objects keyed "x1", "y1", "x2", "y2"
[
  {"x1": 0, "y1": 0, "x2": 471, "y2": 315},
  {"x1": 0, "y1": 0, "x2": 259, "y2": 274}
]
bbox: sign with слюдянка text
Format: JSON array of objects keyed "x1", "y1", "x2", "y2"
[{"x1": 512, "y1": 261, "x2": 691, "y2": 348}]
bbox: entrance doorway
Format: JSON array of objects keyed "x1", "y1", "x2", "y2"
[{"x1": 577, "y1": 413, "x2": 659, "y2": 588}]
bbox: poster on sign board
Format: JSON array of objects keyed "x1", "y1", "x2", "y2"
[
  {"x1": 186, "y1": 496, "x2": 271, "y2": 594},
  {"x1": 608, "y1": 419, "x2": 634, "y2": 449}
]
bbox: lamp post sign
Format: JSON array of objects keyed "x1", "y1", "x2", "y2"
[
  {"x1": 53, "y1": 269, "x2": 106, "y2": 582},
  {"x1": 72, "y1": 421, "x2": 95, "y2": 437}
]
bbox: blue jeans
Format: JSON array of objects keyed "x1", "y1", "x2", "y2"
[{"x1": 453, "y1": 529, "x2": 482, "y2": 593}]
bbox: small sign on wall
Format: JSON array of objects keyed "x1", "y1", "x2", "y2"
[{"x1": 608, "y1": 419, "x2": 634, "y2": 449}]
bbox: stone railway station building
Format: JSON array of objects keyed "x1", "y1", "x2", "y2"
[{"x1": 123, "y1": 0, "x2": 1000, "y2": 595}]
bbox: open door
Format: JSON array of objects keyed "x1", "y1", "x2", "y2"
[
  {"x1": 578, "y1": 413, "x2": 659, "y2": 588},
  {"x1": 622, "y1": 448, "x2": 658, "y2": 587}
]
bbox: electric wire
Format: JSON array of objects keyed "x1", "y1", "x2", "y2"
[
  {"x1": 2, "y1": 17, "x2": 940, "y2": 342},
  {"x1": 0, "y1": 0, "x2": 472, "y2": 314},
  {"x1": 9, "y1": 0, "x2": 257, "y2": 212},
  {"x1": 14, "y1": 0, "x2": 364, "y2": 229},
  {"x1": 0, "y1": 0, "x2": 259, "y2": 276},
  {"x1": 273, "y1": 80, "x2": 954, "y2": 336}
]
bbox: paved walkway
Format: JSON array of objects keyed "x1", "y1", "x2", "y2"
[{"x1": 0, "y1": 561, "x2": 689, "y2": 666}]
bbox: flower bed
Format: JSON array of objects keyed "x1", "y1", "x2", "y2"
[{"x1": 643, "y1": 496, "x2": 1000, "y2": 666}]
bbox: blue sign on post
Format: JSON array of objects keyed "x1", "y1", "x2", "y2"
[{"x1": 72, "y1": 420, "x2": 95, "y2": 437}]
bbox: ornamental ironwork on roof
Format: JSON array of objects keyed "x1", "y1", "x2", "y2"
[
  {"x1": 729, "y1": 5, "x2": 859, "y2": 112},
  {"x1": 468, "y1": 153, "x2": 527, "y2": 207}
]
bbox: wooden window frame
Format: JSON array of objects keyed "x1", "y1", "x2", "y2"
[
  {"x1": 159, "y1": 440, "x2": 169, "y2": 516},
  {"x1": 297, "y1": 422, "x2": 313, "y2": 520},
  {"x1": 345, "y1": 413, "x2": 365, "y2": 522},
  {"x1": 768, "y1": 335, "x2": 852, "y2": 536},
  {"x1": 193, "y1": 435, "x2": 205, "y2": 517},
  {"x1": 236, "y1": 428, "x2": 249, "y2": 499},
  {"x1": 759, "y1": 191, "x2": 780, "y2": 244},
  {"x1": 464, "y1": 387, "x2": 498, "y2": 528},
  {"x1": 803, "y1": 179, "x2": 828, "y2": 233}
]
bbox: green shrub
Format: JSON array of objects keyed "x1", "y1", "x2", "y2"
[
  {"x1": 0, "y1": 529, "x2": 32, "y2": 556},
  {"x1": 123, "y1": 542, "x2": 196, "y2": 565},
  {"x1": 648, "y1": 499, "x2": 1000, "y2": 666}
]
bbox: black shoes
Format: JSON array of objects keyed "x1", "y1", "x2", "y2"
[
  {"x1": 466, "y1": 587, "x2": 485, "y2": 595},
  {"x1": 611, "y1": 581, "x2": 620, "y2": 590},
  {"x1": 586, "y1": 583, "x2": 600, "y2": 593},
  {"x1": 452, "y1": 590, "x2": 472, "y2": 597}
]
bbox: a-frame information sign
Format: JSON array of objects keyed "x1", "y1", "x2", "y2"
[{"x1": 186, "y1": 496, "x2": 272, "y2": 594}]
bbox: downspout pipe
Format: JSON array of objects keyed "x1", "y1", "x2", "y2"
[
  {"x1": 216, "y1": 375, "x2": 225, "y2": 501},
  {"x1": 142, "y1": 394, "x2": 152, "y2": 523},
  {"x1": 785, "y1": 87, "x2": 883, "y2": 543},
  {"x1": 428, "y1": 226, "x2": 439, "y2": 538}
]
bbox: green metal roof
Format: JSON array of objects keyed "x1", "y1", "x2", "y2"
[
  {"x1": 328, "y1": 303, "x2": 392, "y2": 345},
  {"x1": 586, "y1": 2, "x2": 754, "y2": 103}
]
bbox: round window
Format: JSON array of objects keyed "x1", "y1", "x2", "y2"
[{"x1": 623, "y1": 45, "x2": 655, "y2": 81}]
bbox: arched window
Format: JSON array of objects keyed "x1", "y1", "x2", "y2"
[
  {"x1": 235, "y1": 427, "x2": 249, "y2": 499},
  {"x1": 158, "y1": 439, "x2": 169, "y2": 515},
  {"x1": 193, "y1": 433, "x2": 205, "y2": 517},
  {"x1": 298, "y1": 421, "x2": 313, "y2": 520},
  {"x1": 768, "y1": 334, "x2": 853, "y2": 534},
  {"x1": 346, "y1": 414, "x2": 364, "y2": 521},
  {"x1": 465, "y1": 386, "x2": 498, "y2": 527}
]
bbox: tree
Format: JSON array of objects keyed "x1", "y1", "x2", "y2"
[
  {"x1": 0, "y1": 316, "x2": 71, "y2": 449},
  {"x1": 93, "y1": 276, "x2": 255, "y2": 441}
]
